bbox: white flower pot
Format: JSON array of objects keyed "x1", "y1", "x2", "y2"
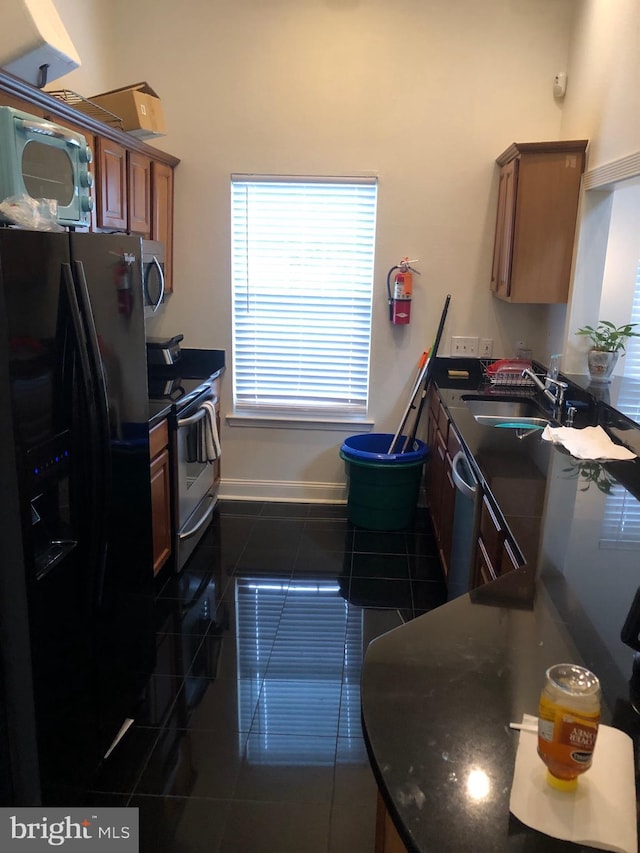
[{"x1": 587, "y1": 349, "x2": 619, "y2": 383}]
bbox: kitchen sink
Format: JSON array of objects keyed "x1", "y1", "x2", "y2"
[{"x1": 462, "y1": 396, "x2": 550, "y2": 429}]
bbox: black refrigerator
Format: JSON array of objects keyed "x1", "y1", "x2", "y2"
[{"x1": 0, "y1": 230, "x2": 155, "y2": 805}]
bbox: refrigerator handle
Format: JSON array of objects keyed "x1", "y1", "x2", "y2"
[
  {"x1": 65, "y1": 261, "x2": 111, "y2": 600},
  {"x1": 61, "y1": 263, "x2": 99, "y2": 426},
  {"x1": 72, "y1": 261, "x2": 111, "y2": 455}
]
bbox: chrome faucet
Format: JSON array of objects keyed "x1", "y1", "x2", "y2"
[{"x1": 521, "y1": 368, "x2": 568, "y2": 409}]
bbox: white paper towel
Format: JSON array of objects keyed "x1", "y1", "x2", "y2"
[
  {"x1": 541, "y1": 425, "x2": 637, "y2": 461},
  {"x1": 509, "y1": 714, "x2": 637, "y2": 853}
]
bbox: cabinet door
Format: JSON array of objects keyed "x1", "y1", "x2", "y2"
[
  {"x1": 96, "y1": 138, "x2": 127, "y2": 230},
  {"x1": 491, "y1": 158, "x2": 517, "y2": 298},
  {"x1": 491, "y1": 141, "x2": 587, "y2": 303},
  {"x1": 150, "y1": 447, "x2": 172, "y2": 576},
  {"x1": 151, "y1": 160, "x2": 174, "y2": 293},
  {"x1": 128, "y1": 151, "x2": 151, "y2": 235},
  {"x1": 474, "y1": 537, "x2": 497, "y2": 587},
  {"x1": 500, "y1": 538, "x2": 520, "y2": 576}
]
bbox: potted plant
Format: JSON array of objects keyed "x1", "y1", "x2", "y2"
[{"x1": 575, "y1": 320, "x2": 640, "y2": 383}]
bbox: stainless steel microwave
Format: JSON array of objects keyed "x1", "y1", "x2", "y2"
[
  {"x1": 142, "y1": 239, "x2": 166, "y2": 317},
  {"x1": 0, "y1": 107, "x2": 94, "y2": 228}
]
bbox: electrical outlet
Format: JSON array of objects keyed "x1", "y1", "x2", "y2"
[
  {"x1": 480, "y1": 338, "x2": 494, "y2": 357},
  {"x1": 451, "y1": 336, "x2": 479, "y2": 357},
  {"x1": 451, "y1": 336, "x2": 466, "y2": 356}
]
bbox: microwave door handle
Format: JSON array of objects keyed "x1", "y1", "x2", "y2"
[
  {"x1": 151, "y1": 256, "x2": 165, "y2": 312},
  {"x1": 19, "y1": 119, "x2": 81, "y2": 147}
]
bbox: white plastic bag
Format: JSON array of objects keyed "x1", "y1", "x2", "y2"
[{"x1": 0, "y1": 194, "x2": 64, "y2": 231}]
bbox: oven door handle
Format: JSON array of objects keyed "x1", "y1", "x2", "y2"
[
  {"x1": 178, "y1": 495, "x2": 216, "y2": 541},
  {"x1": 177, "y1": 397, "x2": 218, "y2": 428},
  {"x1": 177, "y1": 407, "x2": 207, "y2": 428}
]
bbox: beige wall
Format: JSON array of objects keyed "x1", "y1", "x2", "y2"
[
  {"x1": 49, "y1": 0, "x2": 116, "y2": 95},
  {"x1": 561, "y1": 0, "x2": 640, "y2": 171},
  {"x1": 51, "y1": 0, "x2": 581, "y2": 499},
  {"x1": 557, "y1": 0, "x2": 640, "y2": 374}
]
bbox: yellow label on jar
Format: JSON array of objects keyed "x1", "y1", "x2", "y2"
[{"x1": 538, "y1": 696, "x2": 600, "y2": 780}]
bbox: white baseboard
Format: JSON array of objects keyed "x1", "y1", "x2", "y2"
[{"x1": 218, "y1": 479, "x2": 348, "y2": 503}]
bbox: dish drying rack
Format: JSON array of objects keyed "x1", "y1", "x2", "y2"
[
  {"x1": 480, "y1": 359, "x2": 542, "y2": 390},
  {"x1": 48, "y1": 90, "x2": 124, "y2": 131}
]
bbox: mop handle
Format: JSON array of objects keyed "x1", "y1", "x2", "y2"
[
  {"x1": 387, "y1": 350, "x2": 431, "y2": 454},
  {"x1": 404, "y1": 293, "x2": 451, "y2": 447}
]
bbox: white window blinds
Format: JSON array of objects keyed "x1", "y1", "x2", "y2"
[
  {"x1": 622, "y1": 260, "x2": 640, "y2": 376},
  {"x1": 601, "y1": 259, "x2": 640, "y2": 549},
  {"x1": 231, "y1": 176, "x2": 377, "y2": 415}
]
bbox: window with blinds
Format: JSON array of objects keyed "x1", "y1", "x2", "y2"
[
  {"x1": 231, "y1": 176, "x2": 377, "y2": 417},
  {"x1": 623, "y1": 259, "x2": 640, "y2": 368},
  {"x1": 599, "y1": 258, "x2": 640, "y2": 549}
]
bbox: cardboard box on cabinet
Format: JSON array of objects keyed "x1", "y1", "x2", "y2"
[{"x1": 90, "y1": 82, "x2": 166, "y2": 139}]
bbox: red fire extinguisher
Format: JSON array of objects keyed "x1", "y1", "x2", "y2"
[{"x1": 387, "y1": 258, "x2": 419, "y2": 325}]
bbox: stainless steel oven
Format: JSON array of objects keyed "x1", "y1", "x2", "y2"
[{"x1": 173, "y1": 380, "x2": 218, "y2": 572}]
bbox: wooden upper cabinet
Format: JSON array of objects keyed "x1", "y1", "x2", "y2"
[
  {"x1": 96, "y1": 137, "x2": 127, "y2": 230},
  {"x1": 128, "y1": 151, "x2": 151, "y2": 235},
  {"x1": 490, "y1": 140, "x2": 588, "y2": 304},
  {"x1": 151, "y1": 160, "x2": 174, "y2": 293}
]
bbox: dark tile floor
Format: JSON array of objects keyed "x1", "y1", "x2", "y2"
[{"x1": 88, "y1": 500, "x2": 446, "y2": 852}]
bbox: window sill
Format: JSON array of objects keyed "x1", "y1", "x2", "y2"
[{"x1": 226, "y1": 413, "x2": 375, "y2": 431}]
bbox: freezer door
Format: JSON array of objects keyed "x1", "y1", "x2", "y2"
[{"x1": 0, "y1": 229, "x2": 104, "y2": 800}]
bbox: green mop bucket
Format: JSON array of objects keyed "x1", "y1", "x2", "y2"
[{"x1": 340, "y1": 433, "x2": 429, "y2": 530}]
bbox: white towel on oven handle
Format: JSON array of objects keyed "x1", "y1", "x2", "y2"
[{"x1": 200, "y1": 400, "x2": 221, "y2": 463}]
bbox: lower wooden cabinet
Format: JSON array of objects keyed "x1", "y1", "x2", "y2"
[
  {"x1": 426, "y1": 386, "x2": 460, "y2": 577},
  {"x1": 428, "y1": 386, "x2": 525, "y2": 592},
  {"x1": 375, "y1": 791, "x2": 408, "y2": 853},
  {"x1": 150, "y1": 418, "x2": 172, "y2": 576},
  {"x1": 473, "y1": 495, "x2": 519, "y2": 587}
]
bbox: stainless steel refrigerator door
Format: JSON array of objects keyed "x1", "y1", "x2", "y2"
[{"x1": 69, "y1": 232, "x2": 155, "y2": 761}]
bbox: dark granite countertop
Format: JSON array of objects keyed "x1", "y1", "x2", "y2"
[
  {"x1": 361, "y1": 357, "x2": 640, "y2": 852},
  {"x1": 148, "y1": 399, "x2": 172, "y2": 428}
]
